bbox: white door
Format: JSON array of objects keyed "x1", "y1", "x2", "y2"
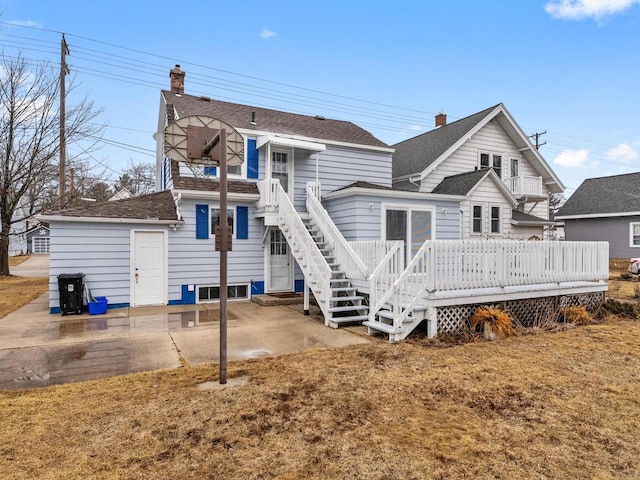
[
  {"x1": 133, "y1": 231, "x2": 166, "y2": 306},
  {"x1": 272, "y1": 148, "x2": 293, "y2": 196},
  {"x1": 269, "y1": 229, "x2": 292, "y2": 292}
]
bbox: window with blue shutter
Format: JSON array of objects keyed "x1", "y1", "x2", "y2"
[
  {"x1": 247, "y1": 139, "x2": 259, "y2": 179},
  {"x1": 236, "y1": 206, "x2": 249, "y2": 239},
  {"x1": 195, "y1": 204, "x2": 209, "y2": 239},
  {"x1": 203, "y1": 166, "x2": 217, "y2": 176}
]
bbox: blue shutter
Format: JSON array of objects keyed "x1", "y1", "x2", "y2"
[
  {"x1": 203, "y1": 166, "x2": 217, "y2": 176},
  {"x1": 195, "y1": 204, "x2": 209, "y2": 239},
  {"x1": 236, "y1": 206, "x2": 249, "y2": 239},
  {"x1": 247, "y1": 139, "x2": 259, "y2": 179}
]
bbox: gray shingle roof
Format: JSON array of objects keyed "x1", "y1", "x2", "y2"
[
  {"x1": 392, "y1": 104, "x2": 500, "y2": 179},
  {"x1": 431, "y1": 169, "x2": 490, "y2": 196},
  {"x1": 333, "y1": 181, "x2": 392, "y2": 192},
  {"x1": 49, "y1": 191, "x2": 180, "y2": 221},
  {"x1": 556, "y1": 172, "x2": 640, "y2": 217},
  {"x1": 511, "y1": 209, "x2": 554, "y2": 224},
  {"x1": 163, "y1": 90, "x2": 390, "y2": 149}
]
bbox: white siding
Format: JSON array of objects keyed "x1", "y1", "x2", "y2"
[
  {"x1": 420, "y1": 119, "x2": 550, "y2": 213},
  {"x1": 293, "y1": 145, "x2": 392, "y2": 210},
  {"x1": 169, "y1": 198, "x2": 264, "y2": 298},
  {"x1": 49, "y1": 222, "x2": 136, "y2": 309},
  {"x1": 324, "y1": 193, "x2": 460, "y2": 241}
]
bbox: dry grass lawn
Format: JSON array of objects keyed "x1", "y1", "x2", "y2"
[
  {"x1": 1, "y1": 263, "x2": 639, "y2": 478},
  {"x1": 1, "y1": 313, "x2": 639, "y2": 479},
  {"x1": 0, "y1": 276, "x2": 49, "y2": 318}
]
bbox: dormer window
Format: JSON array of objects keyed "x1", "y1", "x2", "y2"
[{"x1": 479, "y1": 152, "x2": 502, "y2": 178}]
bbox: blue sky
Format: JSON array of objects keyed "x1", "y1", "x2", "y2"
[{"x1": 1, "y1": 0, "x2": 640, "y2": 196}]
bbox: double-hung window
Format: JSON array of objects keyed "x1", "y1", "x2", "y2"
[
  {"x1": 490, "y1": 206, "x2": 501, "y2": 234},
  {"x1": 472, "y1": 205, "x2": 483, "y2": 234},
  {"x1": 630, "y1": 223, "x2": 640, "y2": 247},
  {"x1": 211, "y1": 208, "x2": 235, "y2": 237}
]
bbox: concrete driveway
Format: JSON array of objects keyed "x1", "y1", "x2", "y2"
[
  {"x1": 9, "y1": 254, "x2": 49, "y2": 277},
  {"x1": 0, "y1": 293, "x2": 369, "y2": 390}
]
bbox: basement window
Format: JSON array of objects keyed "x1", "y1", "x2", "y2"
[{"x1": 197, "y1": 283, "x2": 250, "y2": 303}]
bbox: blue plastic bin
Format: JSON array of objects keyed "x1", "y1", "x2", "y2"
[{"x1": 88, "y1": 296, "x2": 108, "y2": 315}]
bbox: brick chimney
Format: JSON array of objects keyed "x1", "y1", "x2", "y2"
[
  {"x1": 169, "y1": 65, "x2": 185, "y2": 94},
  {"x1": 435, "y1": 111, "x2": 447, "y2": 127}
]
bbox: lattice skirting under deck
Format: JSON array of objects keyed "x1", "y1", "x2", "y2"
[{"x1": 435, "y1": 292, "x2": 605, "y2": 335}]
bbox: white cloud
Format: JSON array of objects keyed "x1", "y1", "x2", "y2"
[
  {"x1": 7, "y1": 20, "x2": 43, "y2": 29},
  {"x1": 408, "y1": 125, "x2": 422, "y2": 131},
  {"x1": 545, "y1": 0, "x2": 640, "y2": 20},
  {"x1": 605, "y1": 143, "x2": 639, "y2": 162},
  {"x1": 259, "y1": 28, "x2": 276, "y2": 39},
  {"x1": 553, "y1": 148, "x2": 591, "y2": 167}
]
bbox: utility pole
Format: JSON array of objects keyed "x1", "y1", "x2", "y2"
[
  {"x1": 529, "y1": 130, "x2": 547, "y2": 150},
  {"x1": 70, "y1": 168, "x2": 75, "y2": 207},
  {"x1": 59, "y1": 34, "x2": 70, "y2": 210}
]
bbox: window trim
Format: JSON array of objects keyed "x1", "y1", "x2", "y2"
[
  {"x1": 471, "y1": 204, "x2": 484, "y2": 235},
  {"x1": 478, "y1": 151, "x2": 503, "y2": 179},
  {"x1": 381, "y1": 203, "x2": 436, "y2": 261},
  {"x1": 210, "y1": 207, "x2": 237, "y2": 239},
  {"x1": 490, "y1": 205, "x2": 501, "y2": 234},
  {"x1": 196, "y1": 283, "x2": 251, "y2": 303},
  {"x1": 630, "y1": 222, "x2": 640, "y2": 247},
  {"x1": 510, "y1": 156, "x2": 520, "y2": 178}
]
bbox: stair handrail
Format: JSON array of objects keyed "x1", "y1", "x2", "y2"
[
  {"x1": 389, "y1": 239, "x2": 435, "y2": 331},
  {"x1": 367, "y1": 240, "x2": 404, "y2": 322},
  {"x1": 305, "y1": 182, "x2": 370, "y2": 281},
  {"x1": 277, "y1": 183, "x2": 333, "y2": 321}
]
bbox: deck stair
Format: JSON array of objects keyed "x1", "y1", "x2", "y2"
[{"x1": 301, "y1": 215, "x2": 369, "y2": 328}]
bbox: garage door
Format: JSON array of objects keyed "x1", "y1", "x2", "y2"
[{"x1": 33, "y1": 237, "x2": 50, "y2": 253}]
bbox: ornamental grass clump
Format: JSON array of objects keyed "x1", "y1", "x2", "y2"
[
  {"x1": 562, "y1": 305, "x2": 593, "y2": 326},
  {"x1": 470, "y1": 306, "x2": 518, "y2": 340}
]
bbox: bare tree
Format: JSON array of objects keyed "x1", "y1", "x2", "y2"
[
  {"x1": 0, "y1": 53, "x2": 103, "y2": 276},
  {"x1": 113, "y1": 160, "x2": 156, "y2": 197}
]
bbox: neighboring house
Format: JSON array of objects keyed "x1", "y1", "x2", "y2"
[
  {"x1": 109, "y1": 188, "x2": 133, "y2": 201},
  {"x1": 556, "y1": 172, "x2": 640, "y2": 258},
  {"x1": 392, "y1": 105, "x2": 563, "y2": 240},
  {"x1": 26, "y1": 224, "x2": 50, "y2": 254},
  {"x1": 40, "y1": 66, "x2": 607, "y2": 342}
]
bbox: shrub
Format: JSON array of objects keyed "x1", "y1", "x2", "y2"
[
  {"x1": 470, "y1": 306, "x2": 517, "y2": 340},
  {"x1": 561, "y1": 306, "x2": 593, "y2": 325}
]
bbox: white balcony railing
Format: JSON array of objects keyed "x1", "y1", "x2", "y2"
[
  {"x1": 506, "y1": 175, "x2": 543, "y2": 197},
  {"x1": 256, "y1": 178, "x2": 280, "y2": 212}
]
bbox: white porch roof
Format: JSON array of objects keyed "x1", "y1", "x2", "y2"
[{"x1": 256, "y1": 135, "x2": 326, "y2": 152}]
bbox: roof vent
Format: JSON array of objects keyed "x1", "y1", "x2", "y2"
[
  {"x1": 315, "y1": 115, "x2": 325, "y2": 121},
  {"x1": 250, "y1": 111, "x2": 257, "y2": 125},
  {"x1": 200, "y1": 95, "x2": 211, "y2": 102}
]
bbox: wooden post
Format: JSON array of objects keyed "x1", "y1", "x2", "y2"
[
  {"x1": 304, "y1": 279, "x2": 309, "y2": 315},
  {"x1": 219, "y1": 129, "x2": 228, "y2": 385}
]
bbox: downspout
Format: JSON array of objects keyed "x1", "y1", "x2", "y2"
[{"x1": 409, "y1": 175, "x2": 421, "y2": 191}]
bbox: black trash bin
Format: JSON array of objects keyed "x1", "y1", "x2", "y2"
[{"x1": 58, "y1": 273, "x2": 85, "y2": 316}]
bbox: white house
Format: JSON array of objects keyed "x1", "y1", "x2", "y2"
[
  {"x1": 40, "y1": 67, "x2": 607, "y2": 342},
  {"x1": 392, "y1": 106, "x2": 563, "y2": 240}
]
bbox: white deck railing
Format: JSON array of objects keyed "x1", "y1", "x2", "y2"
[
  {"x1": 365, "y1": 241, "x2": 405, "y2": 323},
  {"x1": 257, "y1": 178, "x2": 279, "y2": 212},
  {"x1": 306, "y1": 182, "x2": 370, "y2": 282},
  {"x1": 277, "y1": 183, "x2": 333, "y2": 321},
  {"x1": 349, "y1": 240, "x2": 402, "y2": 274},
  {"x1": 429, "y1": 240, "x2": 609, "y2": 292},
  {"x1": 380, "y1": 239, "x2": 608, "y2": 333},
  {"x1": 506, "y1": 175, "x2": 543, "y2": 197}
]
